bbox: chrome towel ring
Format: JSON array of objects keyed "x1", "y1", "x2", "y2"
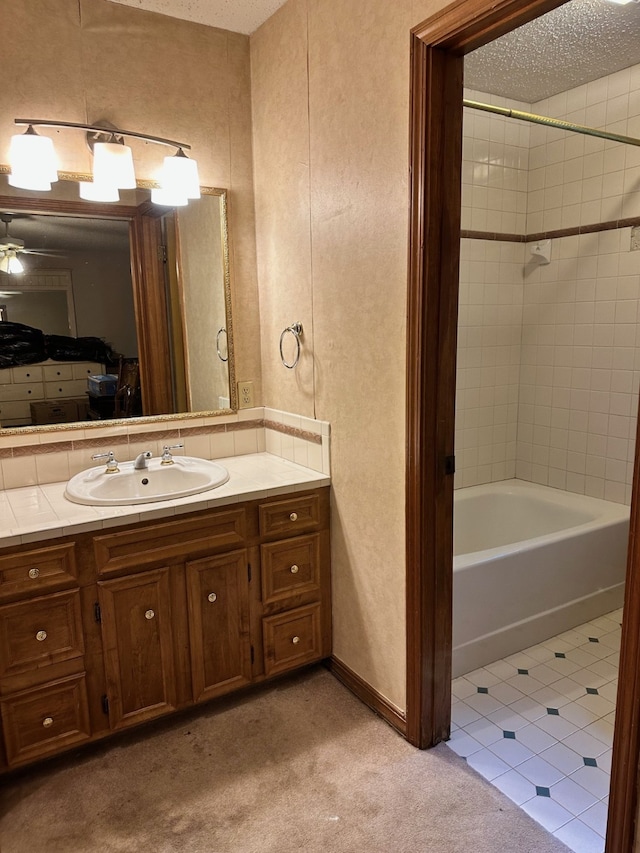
[
  {"x1": 280, "y1": 322, "x2": 303, "y2": 369},
  {"x1": 216, "y1": 328, "x2": 228, "y2": 362}
]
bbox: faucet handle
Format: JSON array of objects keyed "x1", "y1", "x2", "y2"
[
  {"x1": 92, "y1": 451, "x2": 119, "y2": 473},
  {"x1": 161, "y1": 443, "x2": 184, "y2": 465}
]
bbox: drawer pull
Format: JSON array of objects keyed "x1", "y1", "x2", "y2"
[
  {"x1": 145, "y1": 609, "x2": 155, "y2": 620},
  {"x1": 28, "y1": 567, "x2": 40, "y2": 579},
  {"x1": 35, "y1": 630, "x2": 47, "y2": 642},
  {"x1": 292, "y1": 636, "x2": 301, "y2": 645},
  {"x1": 42, "y1": 717, "x2": 54, "y2": 729},
  {"x1": 207, "y1": 592, "x2": 217, "y2": 603},
  {"x1": 289, "y1": 512, "x2": 298, "y2": 522},
  {"x1": 290, "y1": 564, "x2": 299, "y2": 574}
]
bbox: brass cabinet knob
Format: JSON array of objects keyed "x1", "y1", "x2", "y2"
[
  {"x1": 36, "y1": 630, "x2": 47, "y2": 642},
  {"x1": 28, "y1": 567, "x2": 40, "y2": 579},
  {"x1": 145, "y1": 609, "x2": 155, "y2": 620},
  {"x1": 290, "y1": 565, "x2": 299, "y2": 574},
  {"x1": 289, "y1": 512, "x2": 298, "y2": 522},
  {"x1": 42, "y1": 717, "x2": 54, "y2": 728},
  {"x1": 292, "y1": 636, "x2": 300, "y2": 645},
  {"x1": 207, "y1": 592, "x2": 217, "y2": 603}
]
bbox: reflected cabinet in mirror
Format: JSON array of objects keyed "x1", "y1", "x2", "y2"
[{"x1": 0, "y1": 172, "x2": 236, "y2": 431}]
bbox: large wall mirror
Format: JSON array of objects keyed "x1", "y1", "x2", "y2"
[{"x1": 0, "y1": 172, "x2": 236, "y2": 432}]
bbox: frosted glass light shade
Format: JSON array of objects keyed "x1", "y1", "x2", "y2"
[
  {"x1": 151, "y1": 186, "x2": 189, "y2": 206},
  {"x1": 8, "y1": 129, "x2": 58, "y2": 190},
  {"x1": 159, "y1": 152, "x2": 201, "y2": 199},
  {"x1": 79, "y1": 181, "x2": 120, "y2": 202},
  {"x1": 0, "y1": 252, "x2": 24, "y2": 275},
  {"x1": 92, "y1": 141, "x2": 136, "y2": 190}
]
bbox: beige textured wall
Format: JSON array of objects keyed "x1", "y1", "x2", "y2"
[
  {"x1": 1, "y1": 0, "x2": 261, "y2": 396},
  {"x1": 251, "y1": 0, "x2": 439, "y2": 711}
]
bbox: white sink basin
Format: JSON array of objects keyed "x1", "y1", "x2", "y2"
[{"x1": 64, "y1": 456, "x2": 230, "y2": 506}]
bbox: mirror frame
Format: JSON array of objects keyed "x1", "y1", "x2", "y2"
[{"x1": 0, "y1": 167, "x2": 237, "y2": 436}]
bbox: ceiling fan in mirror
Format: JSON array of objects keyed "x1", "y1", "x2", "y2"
[{"x1": 0, "y1": 213, "x2": 63, "y2": 274}]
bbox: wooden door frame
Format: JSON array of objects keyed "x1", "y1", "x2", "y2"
[{"x1": 406, "y1": 1, "x2": 640, "y2": 850}]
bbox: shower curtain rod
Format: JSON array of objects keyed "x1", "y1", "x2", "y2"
[{"x1": 463, "y1": 99, "x2": 640, "y2": 148}]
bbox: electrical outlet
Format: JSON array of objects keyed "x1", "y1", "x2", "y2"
[
  {"x1": 238, "y1": 381, "x2": 254, "y2": 409},
  {"x1": 631, "y1": 226, "x2": 640, "y2": 252}
]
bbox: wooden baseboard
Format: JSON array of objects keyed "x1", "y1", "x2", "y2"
[{"x1": 327, "y1": 656, "x2": 407, "y2": 737}]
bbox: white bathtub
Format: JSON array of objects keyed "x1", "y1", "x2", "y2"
[{"x1": 453, "y1": 479, "x2": 630, "y2": 677}]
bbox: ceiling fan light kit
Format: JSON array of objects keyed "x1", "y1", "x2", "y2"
[{"x1": 7, "y1": 119, "x2": 201, "y2": 206}]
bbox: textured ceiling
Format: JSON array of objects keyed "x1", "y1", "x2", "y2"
[
  {"x1": 106, "y1": 0, "x2": 288, "y2": 35},
  {"x1": 465, "y1": 0, "x2": 640, "y2": 103}
]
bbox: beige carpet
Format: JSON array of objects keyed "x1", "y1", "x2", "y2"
[{"x1": 0, "y1": 667, "x2": 570, "y2": 853}]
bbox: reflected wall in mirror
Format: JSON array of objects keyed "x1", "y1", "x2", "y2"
[{"x1": 0, "y1": 173, "x2": 236, "y2": 432}]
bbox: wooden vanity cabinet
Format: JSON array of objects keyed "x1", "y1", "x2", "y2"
[{"x1": 0, "y1": 486, "x2": 330, "y2": 771}]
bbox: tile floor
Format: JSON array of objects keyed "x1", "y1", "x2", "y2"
[{"x1": 447, "y1": 608, "x2": 622, "y2": 853}]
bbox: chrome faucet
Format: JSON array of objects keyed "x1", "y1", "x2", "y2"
[
  {"x1": 92, "y1": 451, "x2": 119, "y2": 474},
  {"x1": 134, "y1": 450, "x2": 153, "y2": 470}
]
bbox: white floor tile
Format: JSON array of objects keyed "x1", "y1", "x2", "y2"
[
  {"x1": 598, "y1": 681, "x2": 618, "y2": 703},
  {"x1": 451, "y1": 699, "x2": 482, "y2": 727},
  {"x1": 539, "y1": 742, "x2": 584, "y2": 776},
  {"x1": 535, "y1": 712, "x2": 579, "y2": 741},
  {"x1": 516, "y1": 723, "x2": 557, "y2": 753},
  {"x1": 547, "y1": 676, "x2": 586, "y2": 702},
  {"x1": 530, "y1": 685, "x2": 573, "y2": 708},
  {"x1": 554, "y1": 818, "x2": 605, "y2": 853},
  {"x1": 491, "y1": 769, "x2": 538, "y2": 806},
  {"x1": 451, "y1": 676, "x2": 476, "y2": 700},
  {"x1": 517, "y1": 755, "x2": 566, "y2": 787},
  {"x1": 484, "y1": 659, "x2": 519, "y2": 681},
  {"x1": 464, "y1": 691, "x2": 505, "y2": 715},
  {"x1": 558, "y1": 701, "x2": 599, "y2": 729},
  {"x1": 579, "y1": 801, "x2": 609, "y2": 837},
  {"x1": 466, "y1": 747, "x2": 511, "y2": 781},
  {"x1": 576, "y1": 692, "x2": 616, "y2": 718},
  {"x1": 490, "y1": 681, "x2": 526, "y2": 705},
  {"x1": 528, "y1": 663, "x2": 565, "y2": 686},
  {"x1": 464, "y1": 667, "x2": 503, "y2": 688},
  {"x1": 446, "y1": 729, "x2": 484, "y2": 758},
  {"x1": 486, "y1": 706, "x2": 530, "y2": 731},
  {"x1": 508, "y1": 696, "x2": 548, "y2": 722},
  {"x1": 521, "y1": 795, "x2": 574, "y2": 833},
  {"x1": 505, "y1": 673, "x2": 546, "y2": 697},
  {"x1": 587, "y1": 659, "x2": 618, "y2": 680},
  {"x1": 463, "y1": 716, "x2": 504, "y2": 747},
  {"x1": 570, "y1": 765, "x2": 611, "y2": 800},
  {"x1": 487, "y1": 736, "x2": 535, "y2": 767},
  {"x1": 582, "y1": 719, "x2": 615, "y2": 748},
  {"x1": 562, "y1": 729, "x2": 610, "y2": 758},
  {"x1": 550, "y1": 775, "x2": 599, "y2": 816}
]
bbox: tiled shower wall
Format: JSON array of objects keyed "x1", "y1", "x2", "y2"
[{"x1": 456, "y1": 67, "x2": 640, "y2": 503}]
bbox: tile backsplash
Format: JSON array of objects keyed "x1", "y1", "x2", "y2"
[
  {"x1": 0, "y1": 407, "x2": 330, "y2": 491},
  {"x1": 456, "y1": 64, "x2": 640, "y2": 503}
]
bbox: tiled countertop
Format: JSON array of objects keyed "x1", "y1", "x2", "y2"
[{"x1": 0, "y1": 453, "x2": 330, "y2": 548}]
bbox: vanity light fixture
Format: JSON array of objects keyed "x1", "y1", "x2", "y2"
[
  {"x1": 0, "y1": 250, "x2": 24, "y2": 275},
  {"x1": 8, "y1": 119, "x2": 200, "y2": 205}
]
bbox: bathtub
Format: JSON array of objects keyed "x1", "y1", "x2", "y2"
[{"x1": 453, "y1": 479, "x2": 630, "y2": 677}]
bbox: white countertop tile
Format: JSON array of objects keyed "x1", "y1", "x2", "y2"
[{"x1": 0, "y1": 453, "x2": 330, "y2": 547}]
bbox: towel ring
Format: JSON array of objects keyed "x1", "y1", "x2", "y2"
[
  {"x1": 216, "y1": 328, "x2": 228, "y2": 362},
  {"x1": 279, "y1": 322, "x2": 303, "y2": 369}
]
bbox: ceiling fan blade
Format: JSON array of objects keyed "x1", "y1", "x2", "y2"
[{"x1": 21, "y1": 249, "x2": 67, "y2": 256}]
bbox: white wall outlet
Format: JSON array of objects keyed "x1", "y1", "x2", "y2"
[
  {"x1": 631, "y1": 226, "x2": 640, "y2": 252},
  {"x1": 237, "y1": 381, "x2": 254, "y2": 409}
]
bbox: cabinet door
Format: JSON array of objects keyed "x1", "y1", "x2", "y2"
[
  {"x1": 186, "y1": 550, "x2": 251, "y2": 703},
  {"x1": 98, "y1": 568, "x2": 177, "y2": 730}
]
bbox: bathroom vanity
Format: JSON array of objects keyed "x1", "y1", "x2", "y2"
[{"x1": 0, "y1": 466, "x2": 330, "y2": 771}]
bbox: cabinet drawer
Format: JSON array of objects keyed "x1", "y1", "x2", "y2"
[
  {"x1": 0, "y1": 590, "x2": 84, "y2": 678},
  {"x1": 0, "y1": 401, "x2": 31, "y2": 421},
  {"x1": 11, "y1": 366, "x2": 43, "y2": 383},
  {"x1": 94, "y1": 508, "x2": 246, "y2": 575},
  {"x1": 263, "y1": 603, "x2": 322, "y2": 677},
  {"x1": 259, "y1": 494, "x2": 321, "y2": 537},
  {"x1": 1, "y1": 673, "x2": 90, "y2": 767},
  {"x1": 72, "y1": 362, "x2": 104, "y2": 380},
  {"x1": 42, "y1": 364, "x2": 74, "y2": 382},
  {"x1": 44, "y1": 379, "x2": 87, "y2": 399},
  {"x1": 1, "y1": 382, "x2": 44, "y2": 401},
  {"x1": 261, "y1": 534, "x2": 320, "y2": 606},
  {"x1": 0, "y1": 542, "x2": 77, "y2": 601}
]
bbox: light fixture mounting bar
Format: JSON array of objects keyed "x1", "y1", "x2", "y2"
[{"x1": 14, "y1": 119, "x2": 191, "y2": 150}]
